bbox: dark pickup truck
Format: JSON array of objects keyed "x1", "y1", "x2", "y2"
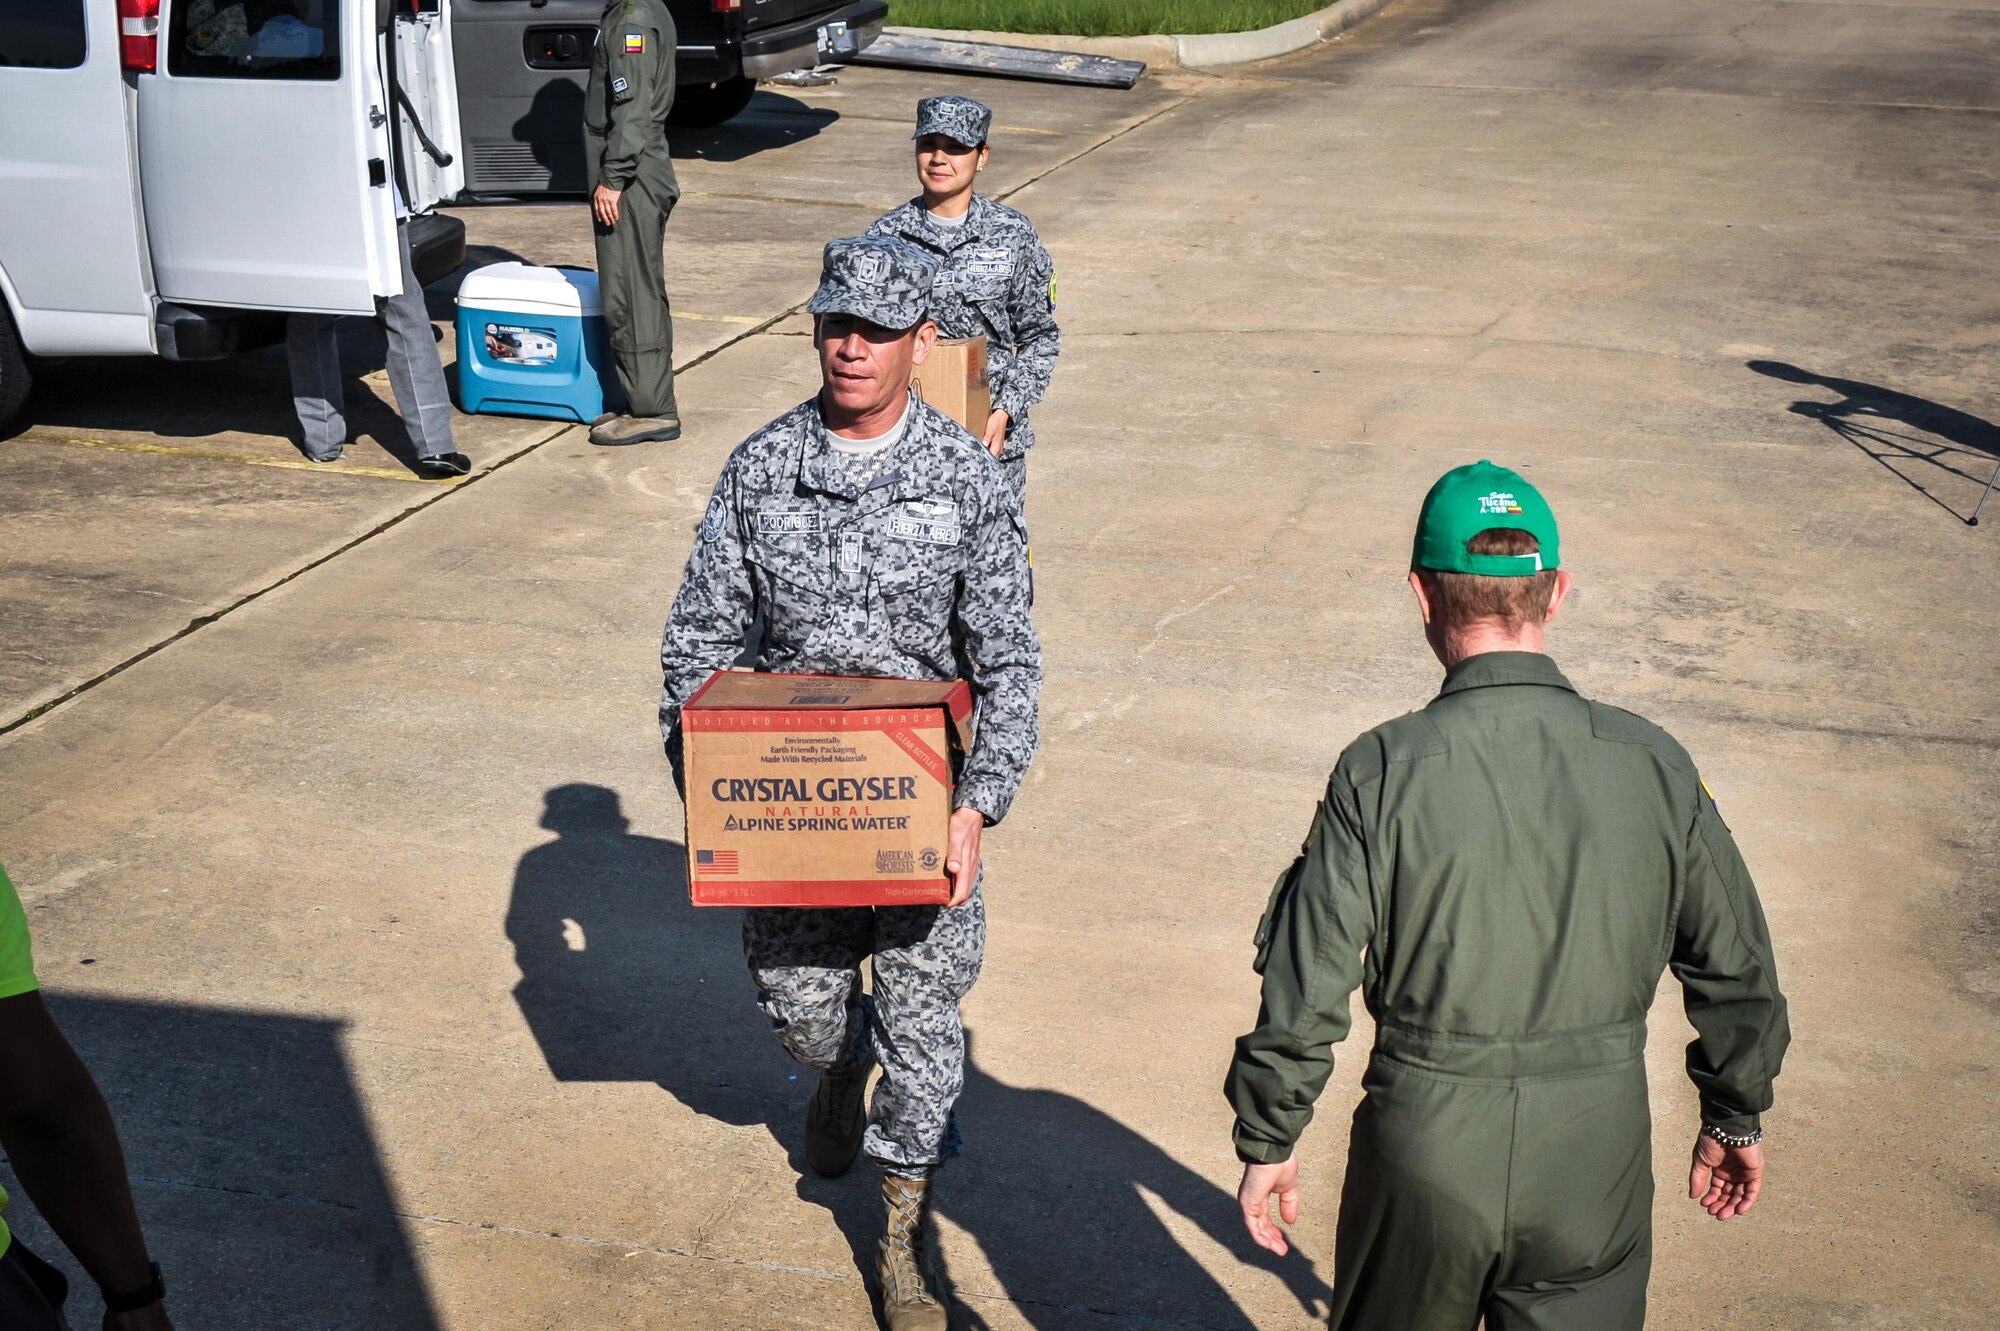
[{"x1": 452, "y1": 0, "x2": 887, "y2": 194}]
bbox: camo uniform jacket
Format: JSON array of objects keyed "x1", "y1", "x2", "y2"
[
  {"x1": 867, "y1": 194, "x2": 1061, "y2": 466},
  {"x1": 659, "y1": 393, "x2": 1042, "y2": 824}
]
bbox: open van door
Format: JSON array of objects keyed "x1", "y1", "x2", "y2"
[
  {"x1": 137, "y1": 0, "x2": 399, "y2": 315},
  {"x1": 389, "y1": 0, "x2": 464, "y2": 214}
]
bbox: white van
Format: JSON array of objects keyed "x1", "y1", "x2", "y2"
[{"x1": 0, "y1": 0, "x2": 467, "y2": 432}]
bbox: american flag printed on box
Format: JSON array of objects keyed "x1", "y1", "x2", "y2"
[{"x1": 695, "y1": 849, "x2": 739, "y2": 875}]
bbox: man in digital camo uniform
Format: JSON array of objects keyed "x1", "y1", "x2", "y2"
[
  {"x1": 659, "y1": 235, "x2": 1040, "y2": 1330},
  {"x1": 1227, "y1": 461, "x2": 1791, "y2": 1330},
  {"x1": 867, "y1": 96, "x2": 1060, "y2": 514}
]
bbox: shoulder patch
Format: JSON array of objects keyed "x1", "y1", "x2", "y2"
[
  {"x1": 699, "y1": 494, "x2": 726, "y2": 541},
  {"x1": 611, "y1": 76, "x2": 628, "y2": 94},
  {"x1": 623, "y1": 32, "x2": 645, "y2": 53}
]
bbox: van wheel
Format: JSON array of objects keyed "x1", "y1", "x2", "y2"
[
  {"x1": 0, "y1": 302, "x2": 30, "y2": 436},
  {"x1": 669, "y1": 76, "x2": 757, "y2": 129}
]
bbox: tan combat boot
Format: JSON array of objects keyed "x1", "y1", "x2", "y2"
[
  {"x1": 588, "y1": 413, "x2": 681, "y2": 445},
  {"x1": 877, "y1": 1175, "x2": 948, "y2": 1331}
]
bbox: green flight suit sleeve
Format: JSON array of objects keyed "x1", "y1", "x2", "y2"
[
  {"x1": 1224, "y1": 770, "x2": 1376, "y2": 1164},
  {"x1": 1669, "y1": 781, "x2": 1790, "y2": 1135},
  {"x1": 596, "y1": 8, "x2": 663, "y2": 191}
]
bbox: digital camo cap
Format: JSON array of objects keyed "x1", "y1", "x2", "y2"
[
  {"x1": 914, "y1": 95, "x2": 992, "y2": 148},
  {"x1": 807, "y1": 235, "x2": 939, "y2": 331}
]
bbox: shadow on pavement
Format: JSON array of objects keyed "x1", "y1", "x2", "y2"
[
  {"x1": 1, "y1": 994, "x2": 440, "y2": 1330},
  {"x1": 1749, "y1": 359, "x2": 2000, "y2": 523},
  {"x1": 672, "y1": 91, "x2": 841, "y2": 165},
  {"x1": 477, "y1": 83, "x2": 839, "y2": 195},
  {"x1": 813, "y1": 1032, "x2": 1335, "y2": 1331},
  {"x1": 12, "y1": 252, "x2": 524, "y2": 468},
  {"x1": 19, "y1": 335, "x2": 429, "y2": 471},
  {"x1": 508, "y1": 783, "x2": 1331, "y2": 1328}
]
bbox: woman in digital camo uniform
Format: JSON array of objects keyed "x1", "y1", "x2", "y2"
[{"x1": 867, "y1": 96, "x2": 1062, "y2": 516}]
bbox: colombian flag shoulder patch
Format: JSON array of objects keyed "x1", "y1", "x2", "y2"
[{"x1": 624, "y1": 32, "x2": 645, "y2": 53}]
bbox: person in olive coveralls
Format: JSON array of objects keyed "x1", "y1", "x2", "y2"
[
  {"x1": 584, "y1": 0, "x2": 681, "y2": 446},
  {"x1": 1226, "y1": 461, "x2": 1791, "y2": 1330}
]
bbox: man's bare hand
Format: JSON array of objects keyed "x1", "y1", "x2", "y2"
[
  {"x1": 1688, "y1": 1133, "x2": 1764, "y2": 1221},
  {"x1": 593, "y1": 185, "x2": 622, "y2": 228},
  {"x1": 1239, "y1": 1158, "x2": 1302, "y2": 1257},
  {"x1": 945, "y1": 807, "x2": 984, "y2": 907},
  {"x1": 981, "y1": 408, "x2": 1010, "y2": 457}
]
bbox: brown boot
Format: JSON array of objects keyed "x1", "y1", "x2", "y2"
[
  {"x1": 877, "y1": 1175, "x2": 947, "y2": 1331},
  {"x1": 588, "y1": 413, "x2": 681, "y2": 445}
]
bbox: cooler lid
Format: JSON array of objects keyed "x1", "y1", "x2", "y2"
[{"x1": 455, "y1": 262, "x2": 602, "y2": 317}]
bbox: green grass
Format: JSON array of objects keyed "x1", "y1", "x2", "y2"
[{"x1": 885, "y1": 0, "x2": 1330, "y2": 36}]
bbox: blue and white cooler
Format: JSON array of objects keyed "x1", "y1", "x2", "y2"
[{"x1": 455, "y1": 263, "x2": 617, "y2": 422}]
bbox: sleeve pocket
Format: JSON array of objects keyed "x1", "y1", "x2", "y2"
[{"x1": 1252, "y1": 867, "x2": 1294, "y2": 976}]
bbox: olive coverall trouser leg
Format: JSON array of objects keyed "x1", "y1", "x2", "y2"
[
  {"x1": 590, "y1": 178, "x2": 677, "y2": 421},
  {"x1": 1329, "y1": 1055, "x2": 1653, "y2": 1331}
]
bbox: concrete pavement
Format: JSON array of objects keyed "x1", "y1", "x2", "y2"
[{"x1": 3, "y1": 0, "x2": 1999, "y2": 1327}]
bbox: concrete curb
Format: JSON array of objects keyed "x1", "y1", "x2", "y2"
[
  {"x1": 1174, "y1": 0, "x2": 1398, "y2": 67},
  {"x1": 889, "y1": 0, "x2": 1396, "y2": 73}
]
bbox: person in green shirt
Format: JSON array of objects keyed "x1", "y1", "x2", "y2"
[
  {"x1": 0, "y1": 864, "x2": 175, "y2": 1330},
  {"x1": 1225, "y1": 461, "x2": 1790, "y2": 1330}
]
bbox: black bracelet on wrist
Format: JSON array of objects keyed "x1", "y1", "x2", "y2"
[
  {"x1": 1700, "y1": 1123, "x2": 1763, "y2": 1150},
  {"x1": 101, "y1": 1261, "x2": 166, "y2": 1315}
]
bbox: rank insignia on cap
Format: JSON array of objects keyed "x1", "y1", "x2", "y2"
[{"x1": 624, "y1": 32, "x2": 644, "y2": 52}]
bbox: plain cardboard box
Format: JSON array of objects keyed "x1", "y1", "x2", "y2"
[
  {"x1": 911, "y1": 335, "x2": 990, "y2": 434},
  {"x1": 681, "y1": 671, "x2": 975, "y2": 907}
]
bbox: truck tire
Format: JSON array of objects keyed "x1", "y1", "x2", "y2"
[
  {"x1": 669, "y1": 76, "x2": 757, "y2": 129},
  {"x1": 0, "y1": 301, "x2": 30, "y2": 436}
]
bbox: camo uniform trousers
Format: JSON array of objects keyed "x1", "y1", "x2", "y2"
[{"x1": 743, "y1": 878, "x2": 985, "y2": 1179}]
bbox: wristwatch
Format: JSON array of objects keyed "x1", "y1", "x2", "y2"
[
  {"x1": 101, "y1": 1261, "x2": 166, "y2": 1316},
  {"x1": 1700, "y1": 1123, "x2": 1763, "y2": 1150}
]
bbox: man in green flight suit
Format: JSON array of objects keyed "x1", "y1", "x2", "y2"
[
  {"x1": 1226, "y1": 461, "x2": 1791, "y2": 1330},
  {"x1": 584, "y1": 0, "x2": 681, "y2": 446}
]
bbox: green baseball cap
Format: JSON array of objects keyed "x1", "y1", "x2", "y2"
[{"x1": 1411, "y1": 460, "x2": 1560, "y2": 575}]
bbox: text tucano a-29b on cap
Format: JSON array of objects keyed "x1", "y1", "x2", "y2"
[{"x1": 1412, "y1": 459, "x2": 1561, "y2": 576}]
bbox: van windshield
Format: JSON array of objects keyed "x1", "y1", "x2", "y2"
[{"x1": 169, "y1": 0, "x2": 339, "y2": 80}]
